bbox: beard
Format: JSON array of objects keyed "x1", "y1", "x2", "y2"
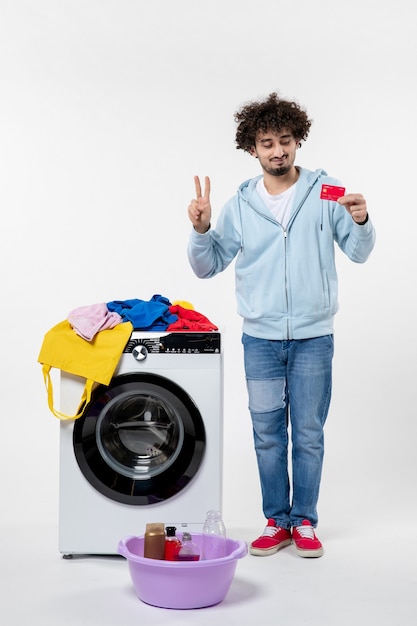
[{"x1": 262, "y1": 162, "x2": 292, "y2": 177}]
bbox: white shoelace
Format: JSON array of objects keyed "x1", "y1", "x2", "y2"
[
  {"x1": 262, "y1": 525, "x2": 281, "y2": 537},
  {"x1": 295, "y1": 524, "x2": 315, "y2": 539}
]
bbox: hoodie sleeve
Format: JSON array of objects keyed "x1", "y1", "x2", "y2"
[
  {"x1": 332, "y1": 203, "x2": 376, "y2": 263},
  {"x1": 187, "y1": 201, "x2": 242, "y2": 278}
]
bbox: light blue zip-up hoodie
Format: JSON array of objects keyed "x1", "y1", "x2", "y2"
[{"x1": 188, "y1": 167, "x2": 376, "y2": 340}]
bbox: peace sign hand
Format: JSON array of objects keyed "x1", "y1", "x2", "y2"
[{"x1": 188, "y1": 175, "x2": 211, "y2": 234}]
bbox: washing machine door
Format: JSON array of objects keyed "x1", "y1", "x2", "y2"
[{"x1": 73, "y1": 373, "x2": 205, "y2": 505}]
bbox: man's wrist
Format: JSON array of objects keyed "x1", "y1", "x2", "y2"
[
  {"x1": 355, "y1": 214, "x2": 369, "y2": 226},
  {"x1": 194, "y1": 224, "x2": 211, "y2": 234}
]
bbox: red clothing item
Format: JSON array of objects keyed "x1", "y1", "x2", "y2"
[{"x1": 167, "y1": 305, "x2": 218, "y2": 331}]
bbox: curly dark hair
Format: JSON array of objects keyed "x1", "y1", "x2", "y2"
[{"x1": 234, "y1": 92, "x2": 312, "y2": 152}]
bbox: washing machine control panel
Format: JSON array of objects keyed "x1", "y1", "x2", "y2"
[{"x1": 125, "y1": 332, "x2": 221, "y2": 356}]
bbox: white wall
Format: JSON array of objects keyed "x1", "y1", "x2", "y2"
[{"x1": 1, "y1": 0, "x2": 415, "y2": 531}]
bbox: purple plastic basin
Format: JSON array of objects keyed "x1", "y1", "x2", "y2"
[{"x1": 118, "y1": 533, "x2": 247, "y2": 609}]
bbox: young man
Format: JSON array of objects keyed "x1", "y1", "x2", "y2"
[{"x1": 187, "y1": 93, "x2": 375, "y2": 558}]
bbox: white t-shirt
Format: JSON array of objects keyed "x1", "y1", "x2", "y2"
[{"x1": 256, "y1": 178, "x2": 296, "y2": 229}]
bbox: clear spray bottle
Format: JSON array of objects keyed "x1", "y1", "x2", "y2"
[{"x1": 201, "y1": 509, "x2": 227, "y2": 560}]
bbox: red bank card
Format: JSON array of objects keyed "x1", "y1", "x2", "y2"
[{"x1": 320, "y1": 184, "x2": 345, "y2": 201}]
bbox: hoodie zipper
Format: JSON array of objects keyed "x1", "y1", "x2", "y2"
[
  {"x1": 283, "y1": 181, "x2": 318, "y2": 339},
  {"x1": 283, "y1": 229, "x2": 290, "y2": 339}
]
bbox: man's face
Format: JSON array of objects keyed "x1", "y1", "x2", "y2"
[{"x1": 251, "y1": 128, "x2": 299, "y2": 177}]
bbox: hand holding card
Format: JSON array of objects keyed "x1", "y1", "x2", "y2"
[{"x1": 337, "y1": 193, "x2": 368, "y2": 224}]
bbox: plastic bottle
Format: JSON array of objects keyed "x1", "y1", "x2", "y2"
[
  {"x1": 175, "y1": 532, "x2": 200, "y2": 561},
  {"x1": 143, "y1": 522, "x2": 165, "y2": 560},
  {"x1": 201, "y1": 509, "x2": 227, "y2": 560},
  {"x1": 164, "y1": 526, "x2": 181, "y2": 561}
]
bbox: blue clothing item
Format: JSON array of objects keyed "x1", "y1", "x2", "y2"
[
  {"x1": 188, "y1": 167, "x2": 376, "y2": 340},
  {"x1": 107, "y1": 295, "x2": 178, "y2": 330},
  {"x1": 242, "y1": 333, "x2": 334, "y2": 528}
]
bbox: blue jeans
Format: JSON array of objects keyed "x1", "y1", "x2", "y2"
[{"x1": 242, "y1": 333, "x2": 334, "y2": 529}]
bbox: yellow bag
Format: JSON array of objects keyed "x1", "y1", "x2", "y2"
[{"x1": 38, "y1": 320, "x2": 133, "y2": 420}]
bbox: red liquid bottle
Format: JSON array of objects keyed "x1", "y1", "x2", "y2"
[{"x1": 164, "y1": 526, "x2": 181, "y2": 561}]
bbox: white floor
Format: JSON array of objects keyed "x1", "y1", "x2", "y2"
[{"x1": 3, "y1": 520, "x2": 416, "y2": 626}]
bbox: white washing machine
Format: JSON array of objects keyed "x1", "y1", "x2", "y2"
[{"x1": 59, "y1": 331, "x2": 223, "y2": 556}]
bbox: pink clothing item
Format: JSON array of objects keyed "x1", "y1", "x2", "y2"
[{"x1": 68, "y1": 303, "x2": 123, "y2": 341}]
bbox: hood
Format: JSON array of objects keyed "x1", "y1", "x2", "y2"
[{"x1": 237, "y1": 167, "x2": 328, "y2": 213}]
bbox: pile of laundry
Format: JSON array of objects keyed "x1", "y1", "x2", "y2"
[{"x1": 67, "y1": 294, "x2": 218, "y2": 341}]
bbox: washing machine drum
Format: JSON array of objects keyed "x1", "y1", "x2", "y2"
[{"x1": 73, "y1": 373, "x2": 206, "y2": 505}]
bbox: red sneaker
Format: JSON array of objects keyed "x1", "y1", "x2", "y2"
[
  {"x1": 292, "y1": 520, "x2": 323, "y2": 558},
  {"x1": 250, "y1": 519, "x2": 292, "y2": 556}
]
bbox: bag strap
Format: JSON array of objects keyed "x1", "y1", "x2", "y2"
[{"x1": 42, "y1": 364, "x2": 94, "y2": 421}]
